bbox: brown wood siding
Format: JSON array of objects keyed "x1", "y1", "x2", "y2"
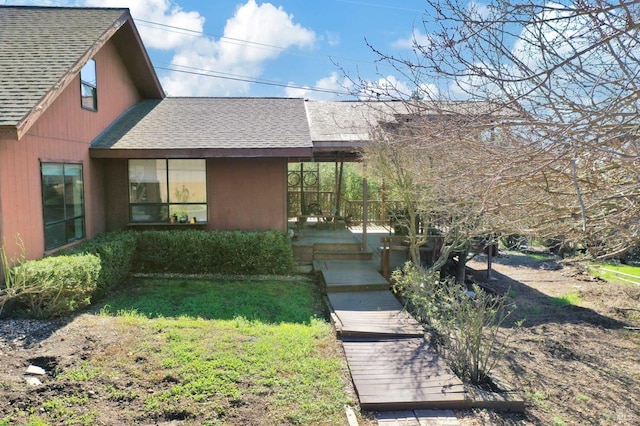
[
  {"x1": 208, "y1": 158, "x2": 287, "y2": 231},
  {"x1": 102, "y1": 159, "x2": 130, "y2": 232},
  {"x1": 0, "y1": 39, "x2": 141, "y2": 260},
  {"x1": 101, "y1": 157, "x2": 288, "y2": 233}
]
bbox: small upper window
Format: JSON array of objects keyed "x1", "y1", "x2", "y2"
[{"x1": 80, "y1": 59, "x2": 97, "y2": 111}]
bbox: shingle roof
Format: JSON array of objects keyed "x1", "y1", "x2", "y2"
[
  {"x1": 0, "y1": 7, "x2": 131, "y2": 131},
  {"x1": 91, "y1": 98, "x2": 313, "y2": 152},
  {"x1": 304, "y1": 100, "x2": 409, "y2": 142}
]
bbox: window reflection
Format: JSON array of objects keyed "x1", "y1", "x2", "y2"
[
  {"x1": 128, "y1": 159, "x2": 207, "y2": 223},
  {"x1": 80, "y1": 59, "x2": 97, "y2": 111}
]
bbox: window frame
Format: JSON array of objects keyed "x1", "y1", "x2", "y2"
[
  {"x1": 41, "y1": 161, "x2": 86, "y2": 251},
  {"x1": 80, "y1": 58, "x2": 97, "y2": 111},
  {"x1": 128, "y1": 159, "x2": 208, "y2": 224}
]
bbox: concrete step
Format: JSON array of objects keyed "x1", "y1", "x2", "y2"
[
  {"x1": 313, "y1": 242, "x2": 363, "y2": 252},
  {"x1": 313, "y1": 250, "x2": 374, "y2": 261},
  {"x1": 320, "y1": 264, "x2": 390, "y2": 293},
  {"x1": 292, "y1": 245, "x2": 314, "y2": 263},
  {"x1": 324, "y1": 282, "x2": 391, "y2": 293}
]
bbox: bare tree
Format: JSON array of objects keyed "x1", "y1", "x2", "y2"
[
  {"x1": 363, "y1": 104, "x2": 502, "y2": 281},
  {"x1": 357, "y1": 0, "x2": 640, "y2": 259}
]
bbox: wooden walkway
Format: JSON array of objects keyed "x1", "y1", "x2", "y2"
[
  {"x1": 327, "y1": 291, "x2": 424, "y2": 338},
  {"x1": 342, "y1": 339, "x2": 466, "y2": 411},
  {"x1": 316, "y1": 235, "x2": 468, "y2": 413},
  {"x1": 309, "y1": 228, "x2": 524, "y2": 415},
  {"x1": 315, "y1": 259, "x2": 389, "y2": 292}
]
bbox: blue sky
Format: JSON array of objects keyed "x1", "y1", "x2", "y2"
[{"x1": 3, "y1": 0, "x2": 432, "y2": 99}]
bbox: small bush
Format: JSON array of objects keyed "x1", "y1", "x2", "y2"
[
  {"x1": 11, "y1": 254, "x2": 100, "y2": 318},
  {"x1": 133, "y1": 230, "x2": 295, "y2": 275},
  {"x1": 58, "y1": 231, "x2": 137, "y2": 297},
  {"x1": 392, "y1": 262, "x2": 516, "y2": 385}
]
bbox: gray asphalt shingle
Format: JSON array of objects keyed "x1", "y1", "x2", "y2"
[
  {"x1": 0, "y1": 6, "x2": 128, "y2": 127},
  {"x1": 92, "y1": 98, "x2": 313, "y2": 150},
  {"x1": 304, "y1": 100, "x2": 408, "y2": 142}
]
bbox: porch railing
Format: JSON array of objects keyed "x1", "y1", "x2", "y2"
[
  {"x1": 287, "y1": 191, "x2": 403, "y2": 225},
  {"x1": 287, "y1": 191, "x2": 336, "y2": 217},
  {"x1": 342, "y1": 199, "x2": 405, "y2": 225}
]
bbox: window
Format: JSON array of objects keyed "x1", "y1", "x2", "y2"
[
  {"x1": 41, "y1": 163, "x2": 85, "y2": 250},
  {"x1": 80, "y1": 59, "x2": 97, "y2": 111},
  {"x1": 128, "y1": 159, "x2": 207, "y2": 223}
]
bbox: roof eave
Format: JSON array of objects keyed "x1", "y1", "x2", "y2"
[
  {"x1": 0, "y1": 126, "x2": 19, "y2": 140},
  {"x1": 14, "y1": 9, "x2": 164, "y2": 141},
  {"x1": 111, "y1": 14, "x2": 164, "y2": 99},
  {"x1": 89, "y1": 147, "x2": 313, "y2": 159}
]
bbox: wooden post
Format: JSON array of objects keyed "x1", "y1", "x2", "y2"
[
  {"x1": 487, "y1": 243, "x2": 495, "y2": 280},
  {"x1": 336, "y1": 160, "x2": 344, "y2": 215},
  {"x1": 300, "y1": 162, "x2": 305, "y2": 213},
  {"x1": 381, "y1": 237, "x2": 390, "y2": 280},
  {"x1": 362, "y1": 165, "x2": 368, "y2": 252},
  {"x1": 381, "y1": 179, "x2": 386, "y2": 228},
  {"x1": 334, "y1": 161, "x2": 339, "y2": 212},
  {"x1": 456, "y1": 250, "x2": 468, "y2": 284}
]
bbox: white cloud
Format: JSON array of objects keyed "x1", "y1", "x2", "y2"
[
  {"x1": 415, "y1": 83, "x2": 439, "y2": 100},
  {"x1": 82, "y1": 0, "x2": 205, "y2": 50},
  {"x1": 325, "y1": 31, "x2": 340, "y2": 47},
  {"x1": 284, "y1": 72, "x2": 351, "y2": 100},
  {"x1": 468, "y1": 1, "x2": 491, "y2": 19},
  {"x1": 79, "y1": 0, "x2": 316, "y2": 96},
  {"x1": 358, "y1": 75, "x2": 412, "y2": 100},
  {"x1": 160, "y1": 0, "x2": 316, "y2": 96},
  {"x1": 392, "y1": 29, "x2": 431, "y2": 49}
]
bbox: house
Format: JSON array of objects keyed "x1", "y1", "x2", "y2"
[
  {"x1": 0, "y1": 6, "x2": 164, "y2": 260},
  {"x1": 1, "y1": 6, "x2": 425, "y2": 263}
]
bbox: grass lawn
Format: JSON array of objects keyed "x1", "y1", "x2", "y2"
[
  {"x1": 19, "y1": 277, "x2": 355, "y2": 425},
  {"x1": 588, "y1": 263, "x2": 640, "y2": 286}
]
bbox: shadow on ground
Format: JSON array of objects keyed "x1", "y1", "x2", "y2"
[{"x1": 469, "y1": 253, "x2": 632, "y2": 330}]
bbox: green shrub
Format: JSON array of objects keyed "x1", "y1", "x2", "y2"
[
  {"x1": 58, "y1": 231, "x2": 137, "y2": 297},
  {"x1": 392, "y1": 262, "x2": 516, "y2": 385},
  {"x1": 12, "y1": 254, "x2": 100, "y2": 318},
  {"x1": 2, "y1": 230, "x2": 295, "y2": 318},
  {"x1": 133, "y1": 230, "x2": 295, "y2": 275}
]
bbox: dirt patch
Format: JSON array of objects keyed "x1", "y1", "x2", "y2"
[
  {"x1": 0, "y1": 304, "x2": 371, "y2": 425},
  {"x1": 458, "y1": 252, "x2": 640, "y2": 425},
  {"x1": 1, "y1": 254, "x2": 638, "y2": 425}
]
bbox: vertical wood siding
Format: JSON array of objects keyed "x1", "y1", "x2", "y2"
[
  {"x1": 208, "y1": 158, "x2": 287, "y2": 231},
  {"x1": 0, "y1": 40, "x2": 142, "y2": 260},
  {"x1": 102, "y1": 157, "x2": 288, "y2": 233}
]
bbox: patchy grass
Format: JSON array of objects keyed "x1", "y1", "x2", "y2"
[
  {"x1": 588, "y1": 263, "x2": 640, "y2": 286},
  {"x1": 549, "y1": 292, "x2": 581, "y2": 306},
  {"x1": 22, "y1": 278, "x2": 354, "y2": 425},
  {"x1": 525, "y1": 252, "x2": 556, "y2": 261}
]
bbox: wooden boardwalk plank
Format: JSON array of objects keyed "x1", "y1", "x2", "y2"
[
  {"x1": 315, "y1": 239, "x2": 525, "y2": 413},
  {"x1": 328, "y1": 292, "x2": 424, "y2": 337},
  {"x1": 342, "y1": 338, "x2": 467, "y2": 411}
]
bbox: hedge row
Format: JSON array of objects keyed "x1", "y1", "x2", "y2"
[
  {"x1": 2, "y1": 230, "x2": 296, "y2": 318},
  {"x1": 133, "y1": 230, "x2": 295, "y2": 275}
]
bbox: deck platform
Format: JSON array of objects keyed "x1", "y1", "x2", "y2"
[{"x1": 317, "y1": 260, "x2": 390, "y2": 292}]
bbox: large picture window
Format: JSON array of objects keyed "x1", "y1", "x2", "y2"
[
  {"x1": 80, "y1": 58, "x2": 97, "y2": 111},
  {"x1": 41, "y1": 162, "x2": 85, "y2": 250},
  {"x1": 128, "y1": 159, "x2": 207, "y2": 223}
]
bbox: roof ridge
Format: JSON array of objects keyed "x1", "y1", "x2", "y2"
[
  {"x1": 0, "y1": 5, "x2": 129, "y2": 11},
  {"x1": 162, "y1": 96, "x2": 305, "y2": 100}
]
